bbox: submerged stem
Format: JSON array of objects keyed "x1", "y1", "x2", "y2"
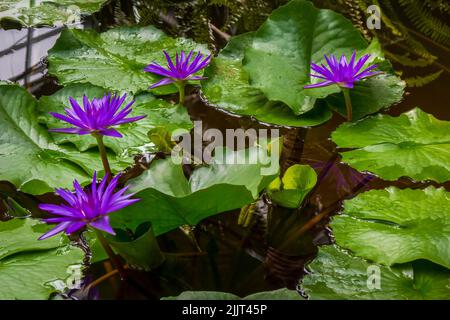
[
  {"x1": 342, "y1": 88, "x2": 353, "y2": 122},
  {"x1": 94, "y1": 229, "x2": 127, "y2": 280},
  {"x1": 94, "y1": 134, "x2": 112, "y2": 181}
]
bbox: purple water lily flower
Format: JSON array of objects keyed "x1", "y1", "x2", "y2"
[
  {"x1": 304, "y1": 51, "x2": 382, "y2": 89},
  {"x1": 49, "y1": 93, "x2": 146, "y2": 138},
  {"x1": 144, "y1": 50, "x2": 211, "y2": 89},
  {"x1": 38, "y1": 172, "x2": 139, "y2": 240}
]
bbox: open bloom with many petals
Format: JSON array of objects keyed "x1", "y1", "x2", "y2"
[
  {"x1": 38, "y1": 172, "x2": 139, "y2": 240},
  {"x1": 49, "y1": 93, "x2": 146, "y2": 138},
  {"x1": 304, "y1": 51, "x2": 382, "y2": 89},
  {"x1": 144, "y1": 50, "x2": 211, "y2": 89}
]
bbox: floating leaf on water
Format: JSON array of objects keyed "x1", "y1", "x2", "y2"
[{"x1": 331, "y1": 108, "x2": 450, "y2": 182}]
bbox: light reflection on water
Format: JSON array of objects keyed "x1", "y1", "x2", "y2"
[{"x1": 0, "y1": 27, "x2": 60, "y2": 90}]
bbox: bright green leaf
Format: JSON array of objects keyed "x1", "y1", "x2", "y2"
[
  {"x1": 267, "y1": 164, "x2": 317, "y2": 208},
  {"x1": 48, "y1": 26, "x2": 209, "y2": 95},
  {"x1": 333, "y1": 187, "x2": 450, "y2": 268},
  {"x1": 0, "y1": 218, "x2": 84, "y2": 300},
  {"x1": 331, "y1": 108, "x2": 450, "y2": 182},
  {"x1": 0, "y1": 0, "x2": 108, "y2": 27}
]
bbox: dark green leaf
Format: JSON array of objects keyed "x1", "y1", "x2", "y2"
[
  {"x1": 301, "y1": 245, "x2": 450, "y2": 300},
  {"x1": 201, "y1": 32, "x2": 332, "y2": 127},
  {"x1": 110, "y1": 145, "x2": 279, "y2": 236}
]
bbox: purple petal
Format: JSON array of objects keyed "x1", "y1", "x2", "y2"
[
  {"x1": 49, "y1": 128, "x2": 92, "y2": 135},
  {"x1": 144, "y1": 63, "x2": 173, "y2": 77},
  {"x1": 189, "y1": 75, "x2": 208, "y2": 81},
  {"x1": 65, "y1": 221, "x2": 87, "y2": 234},
  {"x1": 106, "y1": 198, "x2": 140, "y2": 213},
  {"x1": 42, "y1": 217, "x2": 75, "y2": 223},
  {"x1": 163, "y1": 50, "x2": 176, "y2": 71},
  {"x1": 89, "y1": 216, "x2": 115, "y2": 235},
  {"x1": 348, "y1": 50, "x2": 357, "y2": 69},
  {"x1": 339, "y1": 82, "x2": 354, "y2": 89},
  {"x1": 99, "y1": 128, "x2": 123, "y2": 138},
  {"x1": 39, "y1": 203, "x2": 78, "y2": 218},
  {"x1": 113, "y1": 115, "x2": 147, "y2": 125},
  {"x1": 38, "y1": 221, "x2": 71, "y2": 240},
  {"x1": 355, "y1": 71, "x2": 383, "y2": 81},
  {"x1": 304, "y1": 80, "x2": 334, "y2": 89},
  {"x1": 149, "y1": 77, "x2": 175, "y2": 89},
  {"x1": 353, "y1": 54, "x2": 371, "y2": 73},
  {"x1": 49, "y1": 112, "x2": 84, "y2": 128}
]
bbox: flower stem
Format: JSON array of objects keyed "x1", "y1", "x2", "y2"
[
  {"x1": 94, "y1": 229, "x2": 127, "y2": 280},
  {"x1": 176, "y1": 81, "x2": 186, "y2": 105},
  {"x1": 94, "y1": 134, "x2": 112, "y2": 181},
  {"x1": 342, "y1": 88, "x2": 353, "y2": 122}
]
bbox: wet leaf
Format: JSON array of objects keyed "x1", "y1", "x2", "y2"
[
  {"x1": 332, "y1": 108, "x2": 450, "y2": 182},
  {"x1": 267, "y1": 164, "x2": 317, "y2": 208},
  {"x1": 38, "y1": 84, "x2": 193, "y2": 154},
  {"x1": 333, "y1": 187, "x2": 450, "y2": 268},
  {"x1": 0, "y1": 0, "x2": 108, "y2": 27},
  {"x1": 239, "y1": 1, "x2": 404, "y2": 119},
  {"x1": 48, "y1": 26, "x2": 209, "y2": 95},
  {"x1": 301, "y1": 245, "x2": 450, "y2": 300},
  {"x1": 0, "y1": 218, "x2": 84, "y2": 300},
  {"x1": 0, "y1": 83, "x2": 130, "y2": 195},
  {"x1": 202, "y1": 32, "x2": 332, "y2": 127},
  {"x1": 243, "y1": 0, "x2": 367, "y2": 114},
  {"x1": 162, "y1": 288, "x2": 301, "y2": 300},
  {"x1": 110, "y1": 145, "x2": 279, "y2": 236}
]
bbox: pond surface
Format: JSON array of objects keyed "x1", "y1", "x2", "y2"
[{"x1": 0, "y1": 4, "x2": 449, "y2": 299}]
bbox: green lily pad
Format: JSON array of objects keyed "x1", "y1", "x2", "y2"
[
  {"x1": 301, "y1": 245, "x2": 450, "y2": 300},
  {"x1": 201, "y1": 32, "x2": 332, "y2": 127},
  {"x1": 0, "y1": 0, "x2": 108, "y2": 28},
  {"x1": 332, "y1": 187, "x2": 450, "y2": 268},
  {"x1": 0, "y1": 83, "x2": 130, "y2": 195},
  {"x1": 0, "y1": 218, "x2": 84, "y2": 300},
  {"x1": 243, "y1": 0, "x2": 368, "y2": 114},
  {"x1": 38, "y1": 84, "x2": 193, "y2": 154},
  {"x1": 110, "y1": 145, "x2": 279, "y2": 236},
  {"x1": 331, "y1": 108, "x2": 450, "y2": 182},
  {"x1": 162, "y1": 288, "x2": 301, "y2": 300},
  {"x1": 48, "y1": 26, "x2": 209, "y2": 95},
  {"x1": 107, "y1": 222, "x2": 165, "y2": 271},
  {"x1": 267, "y1": 164, "x2": 317, "y2": 208}
]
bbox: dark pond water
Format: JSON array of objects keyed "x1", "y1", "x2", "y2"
[{"x1": 0, "y1": 3, "x2": 449, "y2": 299}]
